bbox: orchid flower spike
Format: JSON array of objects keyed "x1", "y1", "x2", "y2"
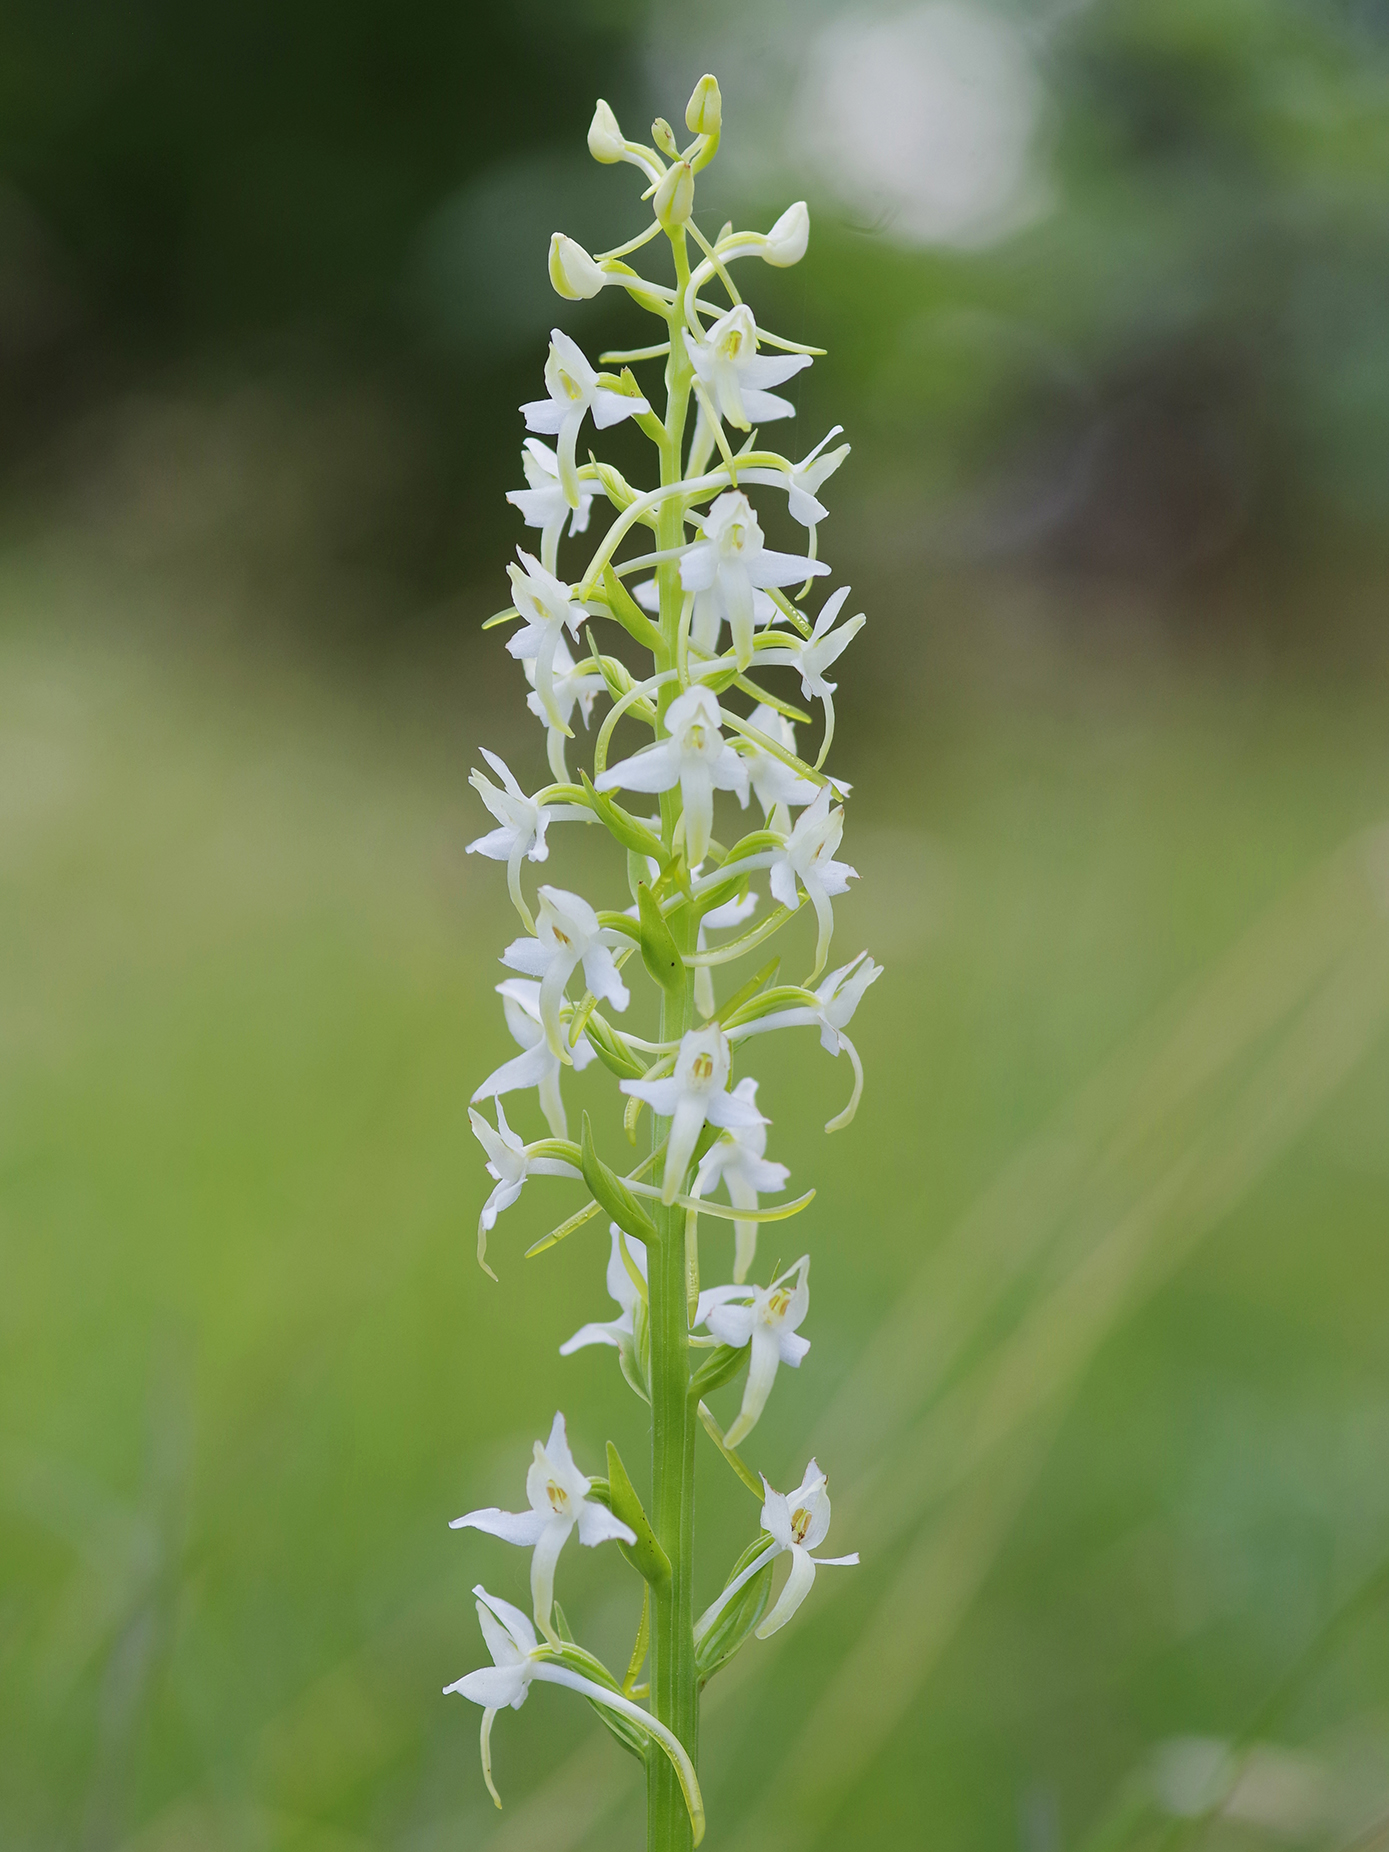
[
  {"x1": 447, "y1": 1584, "x2": 704, "y2": 1836},
  {"x1": 559, "y1": 1225, "x2": 646, "y2": 1355},
  {"x1": 692, "y1": 1460, "x2": 857, "y2": 1650},
  {"x1": 451, "y1": 1412, "x2": 635, "y2": 1636},
  {"x1": 739, "y1": 704, "x2": 818, "y2": 823},
  {"x1": 679, "y1": 490, "x2": 828, "y2": 668},
  {"x1": 521, "y1": 329, "x2": 650, "y2": 508},
  {"x1": 769, "y1": 785, "x2": 857, "y2": 979},
  {"x1": 690, "y1": 304, "x2": 810, "y2": 431},
  {"x1": 502, "y1": 885, "x2": 630, "y2": 1059},
  {"x1": 505, "y1": 549, "x2": 589, "y2": 737},
  {"x1": 472, "y1": 979, "x2": 597, "y2": 1143},
  {"x1": 698, "y1": 1255, "x2": 810, "y2": 1446},
  {"x1": 596, "y1": 685, "x2": 749, "y2": 867},
  {"x1": 739, "y1": 427, "x2": 851, "y2": 529},
  {"x1": 507, "y1": 439, "x2": 595, "y2": 574},
  {"x1": 620, "y1": 1024, "x2": 765, "y2": 1204},
  {"x1": 728, "y1": 951, "x2": 882, "y2": 1131},
  {"x1": 694, "y1": 1077, "x2": 790, "y2": 1282},
  {"x1": 468, "y1": 1101, "x2": 581, "y2": 1278}
]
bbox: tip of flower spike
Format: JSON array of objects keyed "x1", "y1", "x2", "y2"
[{"x1": 685, "y1": 74, "x2": 722, "y2": 137}]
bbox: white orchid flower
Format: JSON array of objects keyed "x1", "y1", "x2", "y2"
[
  {"x1": 469, "y1": 1100, "x2": 582, "y2": 1277},
  {"x1": 505, "y1": 549, "x2": 589, "y2": 737},
  {"x1": 738, "y1": 427, "x2": 851, "y2": 529},
  {"x1": 692, "y1": 1461, "x2": 857, "y2": 1651},
  {"x1": 689, "y1": 304, "x2": 810, "y2": 431},
  {"x1": 559, "y1": 1225, "x2": 647, "y2": 1355},
  {"x1": 697, "y1": 1255, "x2": 810, "y2": 1446},
  {"x1": 472, "y1": 979, "x2": 597, "y2": 1143},
  {"x1": 502, "y1": 885, "x2": 630, "y2": 1059},
  {"x1": 693, "y1": 1078, "x2": 789, "y2": 1282},
  {"x1": 596, "y1": 685, "x2": 749, "y2": 867},
  {"x1": 447, "y1": 1585, "x2": 704, "y2": 1831},
  {"x1": 739, "y1": 705, "x2": 818, "y2": 821},
  {"x1": 466, "y1": 748, "x2": 587, "y2": 928},
  {"x1": 768, "y1": 785, "x2": 856, "y2": 977},
  {"x1": 506, "y1": 439, "x2": 595, "y2": 574},
  {"x1": 520, "y1": 329, "x2": 651, "y2": 507},
  {"x1": 521, "y1": 633, "x2": 602, "y2": 783},
  {"x1": 759, "y1": 585, "x2": 866, "y2": 703},
  {"x1": 693, "y1": 885, "x2": 758, "y2": 1018},
  {"x1": 679, "y1": 491, "x2": 828, "y2": 668},
  {"x1": 728, "y1": 951, "x2": 882, "y2": 1131},
  {"x1": 451, "y1": 1412, "x2": 635, "y2": 1637},
  {"x1": 620, "y1": 1024, "x2": 764, "y2": 1204}
]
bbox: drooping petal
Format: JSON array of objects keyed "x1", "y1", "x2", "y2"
[
  {"x1": 663, "y1": 1092, "x2": 710, "y2": 1205},
  {"x1": 529, "y1": 1514, "x2": 572, "y2": 1633},
  {"x1": 754, "y1": 1543, "x2": 818, "y2": 1637},
  {"x1": 723, "y1": 1320, "x2": 783, "y2": 1446}
]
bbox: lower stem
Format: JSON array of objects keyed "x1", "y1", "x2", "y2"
[{"x1": 647, "y1": 1191, "x2": 698, "y2": 1849}]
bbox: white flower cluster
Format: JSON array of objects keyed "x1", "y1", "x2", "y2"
[{"x1": 447, "y1": 75, "x2": 877, "y2": 1844}]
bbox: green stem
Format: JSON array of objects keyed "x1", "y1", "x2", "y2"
[{"x1": 648, "y1": 225, "x2": 699, "y2": 1852}]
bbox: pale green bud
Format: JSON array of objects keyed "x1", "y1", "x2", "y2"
[
  {"x1": 654, "y1": 160, "x2": 695, "y2": 229},
  {"x1": 588, "y1": 98, "x2": 625, "y2": 163},
  {"x1": 764, "y1": 200, "x2": 810, "y2": 267},
  {"x1": 652, "y1": 116, "x2": 679, "y2": 158},
  {"x1": 548, "y1": 233, "x2": 606, "y2": 301},
  {"x1": 595, "y1": 461, "x2": 637, "y2": 510},
  {"x1": 685, "y1": 74, "x2": 722, "y2": 136}
]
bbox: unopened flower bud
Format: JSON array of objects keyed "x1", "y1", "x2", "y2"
[
  {"x1": 595, "y1": 461, "x2": 637, "y2": 511},
  {"x1": 588, "y1": 98, "x2": 624, "y2": 164},
  {"x1": 685, "y1": 74, "x2": 722, "y2": 137},
  {"x1": 548, "y1": 233, "x2": 606, "y2": 301},
  {"x1": 764, "y1": 200, "x2": 810, "y2": 267},
  {"x1": 654, "y1": 160, "x2": 695, "y2": 229},
  {"x1": 652, "y1": 116, "x2": 679, "y2": 158}
]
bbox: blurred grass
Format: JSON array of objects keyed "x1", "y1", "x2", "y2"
[{"x1": 3, "y1": 545, "x2": 1389, "y2": 1851}]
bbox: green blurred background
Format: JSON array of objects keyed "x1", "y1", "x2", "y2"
[{"x1": 4, "y1": 1, "x2": 1389, "y2": 1848}]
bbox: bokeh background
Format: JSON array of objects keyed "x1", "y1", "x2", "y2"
[{"x1": 4, "y1": 1, "x2": 1389, "y2": 1848}]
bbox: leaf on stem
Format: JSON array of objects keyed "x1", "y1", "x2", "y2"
[
  {"x1": 585, "y1": 1010, "x2": 649, "y2": 1080},
  {"x1": 695, "y1": 1536, "x2": 775, "y2": 1686},
  {"x1": 581, "y1": 1113, "x2": 658, "y2": 1244},
  {"x1": 607, "y1": 1440, "x2": 672, "y2": 1587},
  {"x1": 581, "y1": 772, "x2": 666, "y2": 862},
  {"x1": 638, "y1": 882, "x2": 685, "y2": 992},
  {"x1": 602, "y1": 564, "x2": 665, "y2": 653}
]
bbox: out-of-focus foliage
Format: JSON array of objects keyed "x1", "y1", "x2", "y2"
[{"x1": 5, "y1": 0, "x2": 1389, "y2": 603}]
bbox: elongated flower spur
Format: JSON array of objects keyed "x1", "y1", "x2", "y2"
[{"x1": 451, "y1": 74, "x2": 880, "y2": 1849}]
